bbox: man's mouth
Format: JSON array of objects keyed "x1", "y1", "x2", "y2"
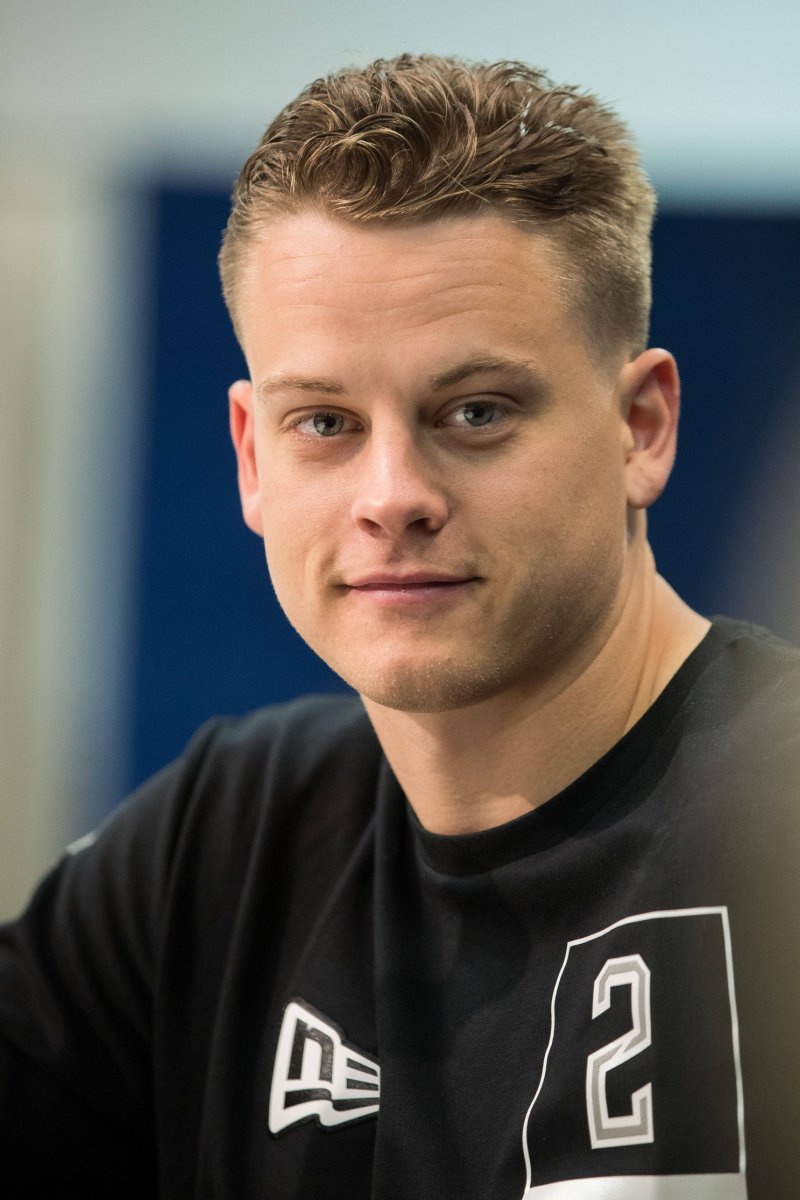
[
  {"x1": 347, "y1": 572, "x2": 475, "y2": 588},
  {"x1": 343, "y1": 572, "x2": 479, "y2": 606}
]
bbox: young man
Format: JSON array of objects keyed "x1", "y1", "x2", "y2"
[{"x1": 1, "y1": 53, "x2": 798, "y2": 1199}]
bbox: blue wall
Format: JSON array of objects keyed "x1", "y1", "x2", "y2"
[{"x1": 125, "y1": 186, "x2": 800, "y2": 795}]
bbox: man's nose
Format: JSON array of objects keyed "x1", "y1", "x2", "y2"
[{"x1": 349, "y1": 429, "x2": 450, "y2": 538}]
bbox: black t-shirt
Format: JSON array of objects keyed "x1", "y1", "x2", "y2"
[{"x1": 1, "y1": 617, "x2": 798, "y2": 1198}]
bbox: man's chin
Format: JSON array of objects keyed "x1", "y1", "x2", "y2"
[{"x1": 345, "y1": 656, "x2": 510, "y2": 714}]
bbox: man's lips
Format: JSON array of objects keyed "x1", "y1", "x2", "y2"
[
  {"x1": 344, "y1": 572, "x2": 478, "y2": 588},
  {"x1": 341, "y1": 572, "x2": 480, "y2": 607}
]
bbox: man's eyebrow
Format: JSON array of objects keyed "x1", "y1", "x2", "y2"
[
  {"x1": 257, "y1": 374, "x2": 345, "y2": 402},
  {"x1": 256, "y1": 354, "x2": 547, "y2": 404},
  {"x1": 428, "y1": 355, "x2": 545, "y2": 392}
]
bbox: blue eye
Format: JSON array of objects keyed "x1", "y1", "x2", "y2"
[
  {"x1": 302, "y1": 412, "x2": 346, "y2": 437},
  {"x1": 450, "y1": 402, "x2": 501, "y2": 428},
  {"x1": 465, "y1": 402, "x2": 496, "y2": 427}
]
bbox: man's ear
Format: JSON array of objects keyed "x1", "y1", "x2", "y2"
[
  {"x1": 618, "y1": 348, "x2": 681, "y2": 510},
  {"x1": 229, "y1": 379, "x2": 264, "y2": 536}
]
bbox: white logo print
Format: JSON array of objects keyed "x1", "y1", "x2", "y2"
[{"x1": 269, "y1": 999, "x2": 381, "y2": 1134}]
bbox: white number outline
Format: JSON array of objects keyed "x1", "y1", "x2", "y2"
[{"x1": 586, "y1": 954, "x2": 654, "y2": 1148}]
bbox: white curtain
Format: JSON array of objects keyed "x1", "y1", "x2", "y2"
[{"x1": 0, "y1": 177, "x2": 141, "y2": 919}]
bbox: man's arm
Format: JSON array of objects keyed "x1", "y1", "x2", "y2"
[{"x1": 0, "y1": 735, "x2": 213, "y2": 1197}]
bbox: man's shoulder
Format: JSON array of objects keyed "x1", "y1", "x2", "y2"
[
  {"x1": 712, "y1": 614, "x2": 800, "y2": 664},
  {"x1": 672, "y1": 616, "x2": 800, "y2": 796},
  {"x1": 167, "y1": 692, "x2": 382, "y2": 885},
  {"x1": 703, "y1": 616, "x2": 800, "y2": 722},
  {"x1": 200, "y1": 692, "x2": 375, "y2": 764},
  {"x1": 628, "y1": 615, "x2": 800, "y2": 803},
  {"x1": 60, "y1": 693, "x2": 381, "y2": 899},
  {"x1": 157, "y1": 691, "x2": 381, "y2": 815}
]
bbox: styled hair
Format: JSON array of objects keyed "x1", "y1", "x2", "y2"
[{"x1": 219, "y1": 53, "x2": 656, "y2": 357}]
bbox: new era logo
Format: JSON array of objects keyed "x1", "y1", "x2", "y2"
[{"x1": 269, "y1": 999, "x2": 381, "y2": 1135}]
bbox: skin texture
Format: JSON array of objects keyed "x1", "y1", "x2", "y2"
[{"x1": 229, "y1": 210, "x2": 710, "y2": 833}]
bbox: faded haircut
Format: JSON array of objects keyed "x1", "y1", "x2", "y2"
[{"x1": 219, "y1": 53, "x2": 656, "y2": 358}]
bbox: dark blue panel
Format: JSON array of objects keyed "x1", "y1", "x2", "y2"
[
  {"x1": 125, "y1": 189, "x2": 800, "y2": 797},
  {"x1": 648, "y1": 214, "x2": 800, "y2": 613}
]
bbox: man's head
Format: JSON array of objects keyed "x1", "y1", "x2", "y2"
[
  {"x1": 219, "y1": 53, "x2": 656, "y2": 363},
  {"x1": 225, "y1": 55, "x2": 678, "y2": 715}
]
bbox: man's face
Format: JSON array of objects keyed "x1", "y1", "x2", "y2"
[{"x1": 232, "y1": 211, "x2": 641, "y2": 712}]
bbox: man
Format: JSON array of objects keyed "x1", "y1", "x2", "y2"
[{"x1": 1, "y1": 52, "x2": 798, "y2": 1199}]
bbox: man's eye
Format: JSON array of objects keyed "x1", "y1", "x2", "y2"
[
  {"x1": 295, "y1": 411, "x2": 347, "y2": 437},
  {"x1": 445, "y1": 401, "x2": 503, "y2": 429}
]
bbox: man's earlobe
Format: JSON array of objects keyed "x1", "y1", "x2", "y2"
[
  {"x1": 620, "y1": 349, "x2": 681, "y2": 511},
  {"x1": 229, "y1": 379, "x2": 264, "y2": 536}
]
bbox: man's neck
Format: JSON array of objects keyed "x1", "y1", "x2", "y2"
[{"x1": 362, "y1": 551, "x2": 710, "y2": 836}]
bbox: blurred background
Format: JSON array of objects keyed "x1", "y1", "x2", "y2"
[{"x1": 1, "y1": 0, "x2": 799, "y2": 918}]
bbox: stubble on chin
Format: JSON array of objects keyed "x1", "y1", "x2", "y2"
[
  {"x1": 354, "y1": 659, "x2": 508, "y2": 713},
  {"x1": 335, "y1": 632, "x2": 552, "y2": 713}
]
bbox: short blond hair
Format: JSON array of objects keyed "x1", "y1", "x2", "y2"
[{"x1": 219, "y1": 53, "x2": 656, "y2": 357}]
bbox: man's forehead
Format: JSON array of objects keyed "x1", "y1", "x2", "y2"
[
  {"x1": 236, "y1": 210, "x2": 575, "y2": 365},
  {"x1": 243, "y1": 208, "x2": 567, "y2": 289}
]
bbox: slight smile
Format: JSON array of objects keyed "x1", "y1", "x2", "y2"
[{"x1": 344, "y1": 573, "x2": 480, "y2": 607}]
